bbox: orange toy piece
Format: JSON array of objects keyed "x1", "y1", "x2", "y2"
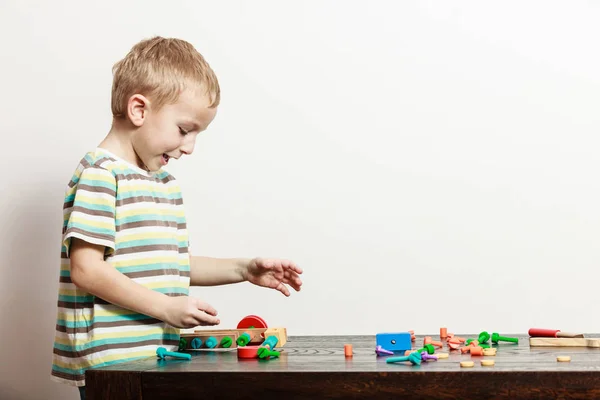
[
  {"x1": 440, "y1": 327, "x2": 447, "y2": 339},
  {"x1": 470, "y1": 346, "x2": 484, "y2": 356},
  {"x1": 344, "y1": 344, "x2": 353, "y2": 357},
  {"x1": 424, "y1": 336, "x2": 432, "y2": 345},
  {"x1": 448, "y1": 342, "x2": 460, "y2": 350}
]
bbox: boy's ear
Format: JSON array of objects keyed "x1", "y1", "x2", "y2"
[{"x1": 127, "y1": 94, "x2": 149, "y2": 127}]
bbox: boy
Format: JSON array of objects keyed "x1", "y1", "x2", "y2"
[{"x1": 50, "y1": 36, "x2": 303, "y2": 400}]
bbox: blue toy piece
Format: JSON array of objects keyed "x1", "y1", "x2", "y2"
[
  {"x1": 191, "y1": 338, "x2": 203, "y2": 349},
  {"x1": 205, "y1": 336, "x2": 218, "y2": 348},
  {"x1": 376, "y1": 332, "x2": 412, "y2": 353},
  {"x1": 386, "y1": 352, "x2": 422, "y2": 365},
  {"x1": 156, "y1": 347, "x2": 191, "y2": 360},
  {"x1": 262, "y1": 335, "x2": 279, "y2": 350}
]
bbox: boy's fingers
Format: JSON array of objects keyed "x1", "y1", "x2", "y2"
[
  {"x1": 275, "y1": 282, "x2": 290, "y2": 297},
  {"x1": 197, "y1": 302, "x2": 218, "y2": 316},
  {"x1": 193, "y1": 309, "x2": 220, "y2": 325}
]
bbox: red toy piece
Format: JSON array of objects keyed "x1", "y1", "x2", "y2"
[
  {"x1": 237, "y1": 345, "x2": 260, "y2": 359},
  {"x1": 237, "y1": 315, "x2": 268, "y2": 329}
]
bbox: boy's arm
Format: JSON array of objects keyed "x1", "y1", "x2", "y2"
[
  {"x1": 70, "y1": 238, "x2": 219, "y2": 327},
  {"x1": 189, "y1": 254, "x2": 303, "y2": 296},
  {"x1": 189, "y1": 255, "x2": 250, "y2": 286}
]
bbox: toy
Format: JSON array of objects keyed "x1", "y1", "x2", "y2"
[
  {"x1": 179, "y1": 315, "x2": 287, "y2": 351},
  {"x1": 386, "y1": 352, "x2": 422, "y2": 365},
  {"x1": 156, "y1": 347, "x2": 191, "y2": 360},
  {"x1": 492, "y1": 333, "x2": 518, "y2": 344},
  {"x1": 375, "y1": 332, "x2": 412, "y2": 352}
]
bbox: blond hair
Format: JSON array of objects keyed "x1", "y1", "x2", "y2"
[{"x1": 111, "y1": 36, "x2": 220, "y2": 118}]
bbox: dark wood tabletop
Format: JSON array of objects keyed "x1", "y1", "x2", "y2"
[{"x1": 86, "y1": 334, "x2": 600, "y2": 399}]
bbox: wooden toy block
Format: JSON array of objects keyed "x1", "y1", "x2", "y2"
[
  {"x1": 261, "y1": 328, "x2": 287, "y2": 347},
  {"x1": 529, "y1": 337, "x2": 600, "y2": 348}
]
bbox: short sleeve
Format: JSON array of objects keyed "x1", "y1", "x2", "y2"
[{"x1": 63, "y1": 166, "x2": 117, "y2": 258}]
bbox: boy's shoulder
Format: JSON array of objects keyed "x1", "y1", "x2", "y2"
[{"x1": 73, "y1": 148, "x2": 179, "y2": 185}]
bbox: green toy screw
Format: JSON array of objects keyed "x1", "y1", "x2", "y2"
[
  {"x1": 178, "y1": 338, "x2": 187, "y2": 351},
  {"x1": 466, "y1": 339, "x2": 475, "y2": 345},
  {"x1": 416, "y1": 344, "x2": 435, "y2": 355},
  {"x1": 237, "y1": 332, "x2": 252, "y2": 347},
  {"x1": 492, "y1": 333, "x2": 518, "y2": 344},
  {"x1": 257, "y1": 347, "x2": 280, "y2": 359},
  {"x1": 220, "y1": 337, "x2": 233, "y2": 348},
  {"x1": 479, "y1": 343, "x2": 491, "y2": 349},
  {"x1": 478, "y1": 331, "x2": 490, "y2": 344}
]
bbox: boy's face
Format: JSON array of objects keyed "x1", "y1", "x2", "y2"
[{"x1": 130, "y1": 87, "x2": 217, "y2": 172}]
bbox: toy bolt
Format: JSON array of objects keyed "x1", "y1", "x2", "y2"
[
  {"x1": 492, "y1": 333, "x2": 519, "y2": 344},
  {"x1": 220, "y1": 337, "x2": 233, "y2": 348},
  {"x1": 376, "y1": 345, "x2": 394, "y2": 356},
  {"x1": 416, "y1": 344, "x2": 435, "y2": 355},
  {"x1": 237, "y1": 332, "x2": 252, "y2": 346},
  {"x1": 191, "y1": 338, "x2": 203, "y2": 349},
  {"x1": 257, "y1": 347, "x2": 280, "y2": 359},
  {"x1": 478, "y1": 331, "x2": 491, "y2": 344},
  {"x1": 421, "y1": 352, "x2": 437, "y2": 362},
  {"x1": 156, "y1": 347, "x2": 191, "y2": 360},
  {"x1": 205, "y1": 336, "x2": 218, "y2": 348},
  {"x1": 386, "y1": 352, "x2": 422, "y2": 365},
  {"x1": 178, "y1": 338, "x2": 187, "y2": 351}
]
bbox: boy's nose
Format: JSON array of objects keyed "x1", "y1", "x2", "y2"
[{"x1": 180, "y1": 136, "x2": 196, "y2": 155}]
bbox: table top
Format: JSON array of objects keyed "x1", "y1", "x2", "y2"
[
  {"x1": 93, "y1": 333, "x2": 600, "y2": 373},
  {"x1": 86, "y1": 334, "x2": 600, "y2": 400}
]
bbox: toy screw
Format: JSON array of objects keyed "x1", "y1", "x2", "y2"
[
  {"x1": 257, "y1": 347, "x2": 281, "y2": 359},
  {"x1": 178, "y1": 338, "x2": 187, "y2": 351},
  {"x1": 205, "y1": 336, "x2": 218, "y2": 348},
  {"x1": 420, "y1": 352, "x2": 437, "y2": 362},
  {"x1": 416, "y1": 344, "x2": 435, "y2": 355},
  {"x1": 376, "y1": 345, "x2": 394, "y2": 356},
  {"x1": 478, "y1": 331, "x2": 490, "y2": 344},
  {"x1": 237, "y1": 332, "x2": 252, "y2": 346},
  {"x1": 386, "y1": 352, "x2": 422, "y2": 365},
  {"x1": 220, "y1": 337, "x2": 233, "y2": 348},
  {"x1": 191, "y1": 338, "x2": 203, "y2": 349},
  {"x1": 156, "y1": 347, "x2": 191, "y2": 360},
  {"x1": 492, "y1": 333, "x2": 519, "y2": 344}
]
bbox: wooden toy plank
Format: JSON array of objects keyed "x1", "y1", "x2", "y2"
[
  {"x1": 529, "y1": 337, "x2": 600, "y2": 347},
  {"x1": 180, "y1": 327, "x2": 289, "y2": 348}
]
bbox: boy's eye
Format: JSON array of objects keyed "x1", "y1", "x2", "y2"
[{"x1": 179, "y1": 127, "x2": 188, "y2": 135}]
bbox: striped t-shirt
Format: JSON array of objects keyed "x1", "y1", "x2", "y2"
[{"x1": 51, "y1": 148, "x2": 190, "y2": 387}]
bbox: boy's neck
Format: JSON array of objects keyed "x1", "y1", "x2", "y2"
[{"x1": 99, "y1": 119, "x2": 144, "y2": 169}]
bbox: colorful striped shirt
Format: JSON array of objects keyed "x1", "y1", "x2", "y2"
[{"x1": 51, "y1": 148, "x2": 190, "y2": 387}]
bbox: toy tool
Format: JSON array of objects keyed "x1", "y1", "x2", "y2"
[
  {"x1": 156, "y1": 347, "x2": 191, "y2": 360},
  {"x1": 386, "y1": 352, "x2": 422, "y2": 365},
  {"x1": 179, "y1": 315, "x2": 287, "y2": 350},
  {"x1": 528, "y1": 328, "x2": 584, "y2": 338}
]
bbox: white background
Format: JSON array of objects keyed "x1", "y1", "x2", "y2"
[{"x1": 2, "y1": 1, "x2": 600, "y2": 399}]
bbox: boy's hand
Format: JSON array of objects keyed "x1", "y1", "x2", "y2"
[
  {"x1": 243, "y1": 258, "x2": 303, "y2": 296},
  {"x1": 162, "y1": 296, "x2": 220, "y2": 329}
]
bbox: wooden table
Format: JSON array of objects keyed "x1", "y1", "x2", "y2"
[{"x1": 86, "y1": 334, "x2": 600, "y2": 399}]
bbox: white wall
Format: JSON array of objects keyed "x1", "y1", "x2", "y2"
[{"x1": 2, "y1": 0, "x2": 600, "y2": 398}]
